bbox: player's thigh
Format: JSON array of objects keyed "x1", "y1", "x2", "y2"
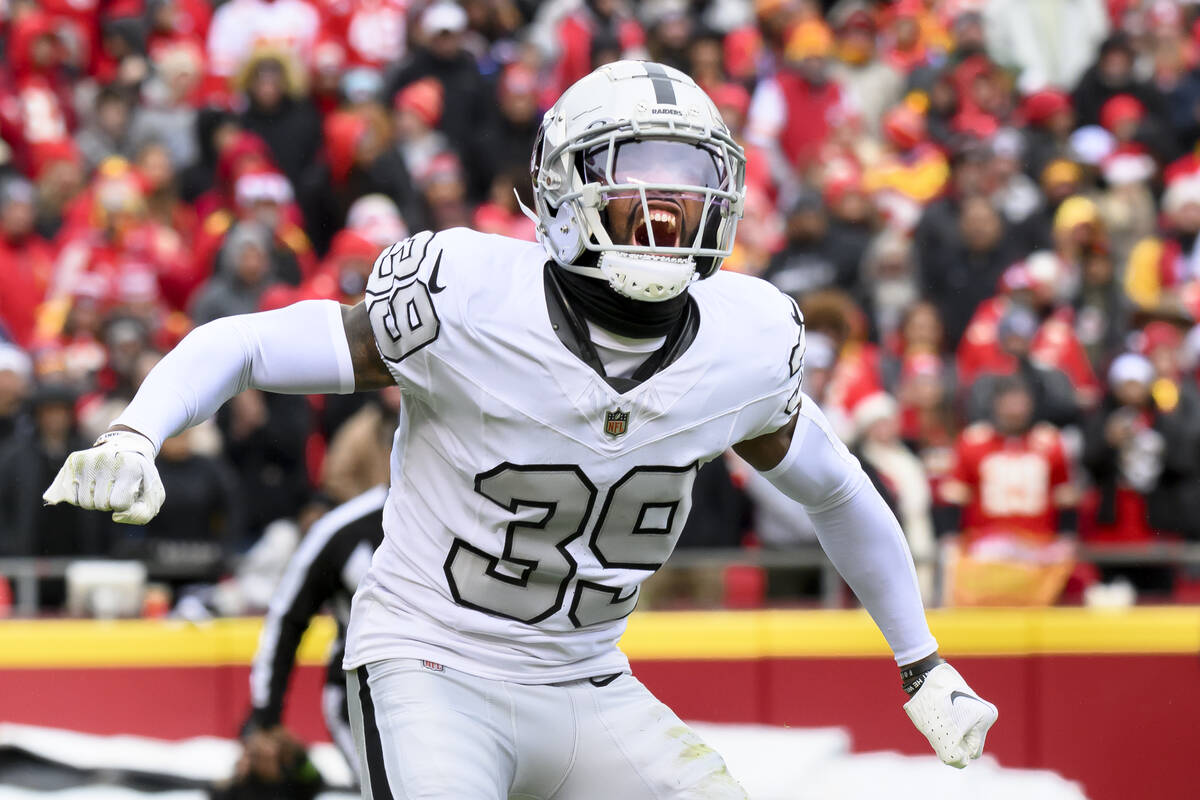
[
  {"x1": 346, "y1": 660, "x2": 516, "y2": 800},
  {"x1": 555, "y1": 675, "x2": 747, "y2": 800}
]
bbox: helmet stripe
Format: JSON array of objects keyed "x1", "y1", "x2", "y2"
[{"x1": 642, "y1": 62, "x2": 677, "y2": 106}]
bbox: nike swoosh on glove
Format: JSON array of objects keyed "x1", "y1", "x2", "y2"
[
  {"x1": 904, "y1": 663, "x2": 998, "y2": 768},
  {"x1": 42, "y1": 430, "x2": 165, "y2": 525}
]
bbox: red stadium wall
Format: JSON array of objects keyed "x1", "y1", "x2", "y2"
[{"x1": 2, "y1": 608, "x2": 1197, "y2": 800}]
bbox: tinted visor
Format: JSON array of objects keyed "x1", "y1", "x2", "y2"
[{"x1": 582, "y1": 139, "x2": 730, "y2": 192}]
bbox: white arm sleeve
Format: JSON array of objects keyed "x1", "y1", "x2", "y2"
[
  {"x1": 114, "y1": 300, "x2": 356, "y2": 453},
  {"x1": 759, "y1": 396, "x2": 938, "y2": 665}
]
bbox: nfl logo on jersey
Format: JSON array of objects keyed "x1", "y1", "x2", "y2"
[{"x1": 604, "y1": 409, "x2": 629, "y2": 437}]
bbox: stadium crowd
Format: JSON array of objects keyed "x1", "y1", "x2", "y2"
[{"x1": 2, "y1": 0, "x2": 1200, "y2": 613}]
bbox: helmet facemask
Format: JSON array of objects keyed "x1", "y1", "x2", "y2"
[{"x1": 535, "y1": 118, "x2": 746, "y2": 303}]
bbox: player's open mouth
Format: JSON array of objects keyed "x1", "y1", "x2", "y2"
[{"x1": 633, "y1": 203, "x2": 680, "y2": 248}]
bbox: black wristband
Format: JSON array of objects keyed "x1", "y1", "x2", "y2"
[
  {"x1": 900, "y1": 653, "x2": 944, "y2": 696},
  {"x1": 1057, "y1": 507, "x2": 1079, "y2": 533}
]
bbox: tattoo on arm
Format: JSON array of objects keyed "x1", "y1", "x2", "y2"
[{"x1": 342, "y1": 302, "x2": 394, "y2": 391}]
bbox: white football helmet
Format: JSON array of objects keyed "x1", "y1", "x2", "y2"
[{"x1": 531, "y1": 60, "x2": 747, "y2": 302}]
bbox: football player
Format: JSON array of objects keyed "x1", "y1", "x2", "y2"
[{"x1": 45, "y1": 62, "x2": 996, "y2": 798}]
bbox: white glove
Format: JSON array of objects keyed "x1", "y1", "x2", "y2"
[
  {"x1": 904, "y1": 662, "x2": 998, "y2": 768},
  {"x1": 42, "y1": 430, "x2": 166, "y2": 524}
]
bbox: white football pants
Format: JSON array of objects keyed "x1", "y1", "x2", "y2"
[{"x1": 346, "y1": 659, "x2": 747, "y2": 799}]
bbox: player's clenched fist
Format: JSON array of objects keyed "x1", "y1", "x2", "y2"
[
  {"x1": 904, "y1": 662, "x2": 998, "y2": 768},
  {"x1": 42, "y1": 430, "x2": 165, "y2": 524}
]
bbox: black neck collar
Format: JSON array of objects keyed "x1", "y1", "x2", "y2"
[
  {"x1": 544, "y1": 265, "x2": 700, "y2": 392},
  {"x1": 554, "y1": 266, "x2": 690, "y2": 339}
]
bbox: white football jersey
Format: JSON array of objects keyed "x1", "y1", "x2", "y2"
[{"x1": 344, "y1": 228, "x2": 804, "y2": 682}]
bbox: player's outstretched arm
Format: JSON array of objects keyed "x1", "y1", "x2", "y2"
[
  {"x1": 733, "y1": 397, "x2": 997, "y2": 768},
  {"x1": 43, "y1": 300, "x2": 390, "y2": 523}
]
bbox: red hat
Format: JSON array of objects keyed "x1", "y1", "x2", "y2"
[
  {"x1": 1100, "y1": 94, "x2": 1145, "y2": 132},
  {"x1": 323, "y1": 111, "x2": 370, "y2": 183},
  {"x1": 1020, "y1": 90, "x2": 1071, "y2": 125},
  {"x1": 709, "y1": 82, "x2": 751, "y2": 120},
  {"x1": 883, "y1": 104, "x2": 926, "y2": 150},
  {"x1": 394, "y1": 78, "x2": 444, "y2": 128},
  {"x1": 328, "y1": 229, "x2": 379, "y2": 263},
  {"x1": 1140, "y1": 321, "x2": 1183, "y2": 355},
  {"x1": 235, "y1": 167, "x2": 293, "y2": 208}
]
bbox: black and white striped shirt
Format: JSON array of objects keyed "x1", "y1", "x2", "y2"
[{"x1": 247, "y1": 486, "x2": 387, "y2": 730}]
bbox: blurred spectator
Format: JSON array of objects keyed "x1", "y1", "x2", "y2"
[
  {"x1": 920, "y1": 193, "x2": 1022, "y2": 346},
  {"x1": 206, "y1": 0, "x2": 321, "y2": 79},
  {"x1": 764, "y1": 188, "x2": 856, "y2": 298},
  {"x1": 548, "y1": 0, "x2": 644, "y2": 99},
  {"x1": 1125, "y1": 175, "x2": 1200, "y2": 315},
  {"x1": 983, "y1": 0, "x2": 1108, "y2": 93},
  {"x1": 1020, "y1": 90, "x2": 1077, "y2": 180},
  {"x1": 300, "y1": 106, "x2": 423, "y2": 254},
  {"x1": 0, "y1": 177, "x2": 54, "y2": 347},
  {"x1": 386, "y1": 2, "x2": 493, "y2": 167},
  {"x1": 964, "y1": 304, "x2": 1080, "y2": 428},
  {"x1": 191, "y1": 221, "x2": 280, "y2": 324},
  {"x1": 852, "y1": 392, "x2": 936, "y2": 603},
  {"x1": 218, "y1": 389, "x2": 313, "y2": 535},
  {"x1": 860, "y1": 228, "x2": 919, "y2": 342},
  {"x1": 747, "y1": 20, "x2": 846, "y2": 186},
  {"x1": 468, "y1": 62, "x2": 540, "y2": 199},
  {"x1": 1072, "y1": 32, "x2": 1166, "y2": 129},
  {"x1": 76, "y1": 86, "x2": 137, "y2": 172},
  {"x1": 0, "y1": 344, "x2": 32, "y2": 448},
  {"x1": 1082, "y1": 352, "x2": 1200, "y2": 589},
  {"x1": 828, "y1": 7, "x2": 903, "y2": 136},
  {"x1": 943, "y1": 377, "x2": 1077, "y2": 538},
  {"x1": 0, "y1": 10, "x2": 76, "y2": 175},
  {"x1": 0, "y1": 383, "x2": 106, "y2": 569},
  {"x1": 111, "y1": 426, "x2": 243, "y2": 583},
  {"x1": 320, "y1": 385, "x2": 401, "y2": 503},
  {"x1": 128, "y1": 41, "x2": 205, "y2": 170},
  {"x1": 236, "y1": 48, "x2": 324, "y2": 190}
]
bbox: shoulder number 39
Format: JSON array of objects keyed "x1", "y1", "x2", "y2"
[{"x1": 444, "y1": 463, "x2": 697, "y2": 628}]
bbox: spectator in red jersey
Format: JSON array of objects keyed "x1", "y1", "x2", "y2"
[
  {"x1": 957, "y1": 252, "x2": 1101, "y2": 407},
  {"x1": 747, "y1": 20, "x2": 846, "y2": 184},
  {"x1": 49, "y1": 160, "x2": 187, "y2": 315},
  {"x1": 317, "y1": 0, "x2": 409, "y2": 71},
  {"x1": 472, "y1": 166, "x2": 536, "y2": 242},
  {"x1": 0, "y1": 10, "x2": 76, "y2": 175},
  {"x1": 548, "y1": 0, "x2": 643, "y2": 101},
  {"x1": 1082, "y1": 353, "x2": 1200, "y2": 591},
  {"x1": 205, "y1": 0, "x2": 321, "y2": 81},
  {"x1": 941, "y1": 377, "x2": 1078, "y2": 551},
  {"x1": 0, "y1": 177, "x2": 55, "y2": 348},
  {"x1": 134, "y1": 140, "x2": 198, "y2": 251}
]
